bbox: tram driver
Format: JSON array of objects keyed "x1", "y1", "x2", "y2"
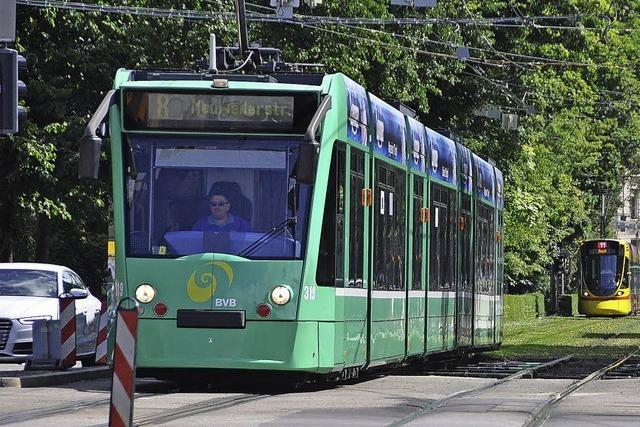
[{"x1": 192, "y1": 187, "x2": 250, "y2": 233}]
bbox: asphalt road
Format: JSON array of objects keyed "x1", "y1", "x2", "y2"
[{"x1": 1, "y1": 366, "x2": 639, "y2": 426}]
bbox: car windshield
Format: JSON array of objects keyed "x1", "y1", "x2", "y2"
[
  {"x1": 124, "y1": 136, "x2": 313, "y2": 259},
  {"x1": 581, "y1": 254, "x2": 622, "y2": 296},
  {"x1": 0, "y1": 269, "x2": 58, "y2": 297}
]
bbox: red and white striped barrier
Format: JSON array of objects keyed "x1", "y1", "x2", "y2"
[
  {"x1": 109, "y1": 300, "x2": 139, "y2": 427},
  {"x1": 59, "y1": 296, "x2": 76, "y2": 369},
  {"x1": 95, "y1": 300, "x2": 110, "y2": 365}
]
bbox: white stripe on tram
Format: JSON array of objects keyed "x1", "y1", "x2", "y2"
[
  {"x1": 335, "y1": 287, "x2": 368, "y2": 297},
  {"x1": 371, "y1": 290, "x2": 406, "y2": 299},
  {"x1": 427, "y1": 291, "x2": 456, "y2": 298}
]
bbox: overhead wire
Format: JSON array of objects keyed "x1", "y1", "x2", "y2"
[
  {"x1": 243, "y1": 3, "x2": 630, "y2": 70},
  {"x1": 15, "y1": 0, "x2": 637, "y2": 70},
  {"x1": 15, "y1": 0, "x2": 640, "y2": 32}
]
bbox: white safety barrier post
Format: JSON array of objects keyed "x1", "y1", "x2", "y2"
[
  {"x1": 109, "y1": 299, "x2": 139, "y2": 427},
  {"x1": 59, "y1": 295, "x2": 76, "y2": 369},
  {"x1": 95, "y1": 300, "x2": 110, "y2": 364}
]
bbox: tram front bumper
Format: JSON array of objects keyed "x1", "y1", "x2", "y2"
[
  {"x1": 579, "y1": 298, "x2": 631, "y2": 316},
  {"x1": 135, "y1": 318, "x2": 322, "y2": 372}
]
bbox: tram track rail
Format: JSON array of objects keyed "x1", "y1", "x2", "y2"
[
  {"x1": 522, "y1": 346, "x2": 640, "y2": 427},
  {"x1": 0, "y1": 393, "x2": 156, "y2": 425},
  {"x1": 389, "y1": 355, "x2": 574, "y2": 426},
  {"x1": 132, "y1": 393, "x2": 269, "y2": 426}
]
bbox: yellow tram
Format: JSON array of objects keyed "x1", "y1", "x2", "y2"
[{"x1": 578, "y1": 239, "x2": 640, "y2": 316}]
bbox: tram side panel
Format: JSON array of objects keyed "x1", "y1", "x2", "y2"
[
  {"x1": 456, "y1": 143, "x2": 474, "y2": 349},
  {"x1": 425, "y1": 129, "x2": 458, "y2": 353},
  {"x1": 494, "y1": 167, "x2": 505, "y2": 346},
  {"x1": 472, "y1": 154, "x2": 496, "y2": 347},
  {"x1": 406, "y1": 117, "x2": 428, "y2": 358},
  {"x1": 367, "y1": 94, "x2": 408, "y2": 366}
]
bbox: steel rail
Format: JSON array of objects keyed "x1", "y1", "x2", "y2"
[
  {"x1": 132, "y1": 393, "x2": 269, "y2": 426},
  {"x1": 389, "y1": 355, "x2": 574, "y2": 426},
  {"x1": 522, "y1": 346, "x2": 640, "y2": 427},
  {"x1": 0, "y1": 392, "x2": 155, "y2": 425}
]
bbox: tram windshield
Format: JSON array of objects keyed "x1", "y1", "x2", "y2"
[
  {"x1": 123, "y1": 136, "x2": 312, "y2": 259},
  {"x1": 581, "y1": 254, "x2": 623, "y2": 296}
]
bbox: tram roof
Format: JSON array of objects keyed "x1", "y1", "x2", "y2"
[{"x1": 114, "y1": 69, "x2": 324, "y2": 92}]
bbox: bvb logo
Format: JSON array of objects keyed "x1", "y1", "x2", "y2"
[{"x1": 187, "y1": 261, "x2": 234, "y2": 303}]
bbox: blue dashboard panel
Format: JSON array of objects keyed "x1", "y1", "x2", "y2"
[
  {"x1": 407, "y1": 117, "x2": 427, "y2": 172},
  {"x1": 426, "y1": 127, "x2": 457, "y2": 185},
  {"x1": 369, "y1": 93, "x2": 406, "y2": 164},
  {"x1": 457, "y1": 143, "x2": 473, "y2": 193},
  {"x1": 495, "y1": 167, "x2": 504, "y2": 209},
  {"x1": 473, "y1": 153, "x2": 496, "y2": 204},
  {"x1": 343, "y1": 75, "x2": 369, "y2": 146}
]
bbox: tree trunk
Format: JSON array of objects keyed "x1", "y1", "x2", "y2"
[{"x1": 35, "y1": 214, "x2": 52, "y2": 262}]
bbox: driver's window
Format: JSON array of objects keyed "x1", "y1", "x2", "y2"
[
  {"x1": 70, "y1": 272, "x2": 86, "y2": 290},
  {"x1": 622, "y1": 264, "x2": 630, "y2": 289},
  {"x1": 62, "y1": 271, "x2": 77, "y2": 293}
]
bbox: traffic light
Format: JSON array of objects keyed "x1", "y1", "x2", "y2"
[{"x1": 0, "y1": 48, "x2": 27, "y2": 135}]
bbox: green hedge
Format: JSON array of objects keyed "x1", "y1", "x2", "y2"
[
  {"x1": 558, "y1": 294, "x2": 579, "y2": 316},
  {"x1": 504, "y1": 293, "x2": 546, "y2": 322}
]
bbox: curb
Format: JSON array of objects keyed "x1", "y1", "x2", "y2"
[{"x1": 0, "y1": 366, "x2": 111, "y2": 388}]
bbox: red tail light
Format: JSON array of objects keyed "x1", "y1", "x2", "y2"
[
  {"x1": 256, "y1": 303, "x2": 271, "y2": 318},
  {"x1": 153, "y1": 302, "x2": 168, "y2": 317}
]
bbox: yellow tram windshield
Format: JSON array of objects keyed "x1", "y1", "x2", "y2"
[{"x1": 580, "y1": 241, "x2": 625, "y2": 296}]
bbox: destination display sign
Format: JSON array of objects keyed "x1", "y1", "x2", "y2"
[
  {"x1": 583, "y1": 241, "x2": 620, "y2": 256},
  {"x1": 123, "y1": 90, "x2": 317, "y2": 133}
]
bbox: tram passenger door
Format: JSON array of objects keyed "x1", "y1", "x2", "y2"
[
  {"x1": 341, "y1": 146, "x2": 369, "y2": 368},
  {"x1": 457, "y1": 194, "x2": 473, "y2": 348},
  {"x1": 407, "y1": 175, "x2": 427, "y2": 357},
  {"x1": 428, "y1": 184, "x2": 456, "y2": 352},
  {"x1": 368, "y1": 161, "x2": 406, "y2": 365}
]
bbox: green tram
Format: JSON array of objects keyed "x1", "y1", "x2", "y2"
[{"x1": 80, "y1": 71, "x2": 504, "y2": 377}]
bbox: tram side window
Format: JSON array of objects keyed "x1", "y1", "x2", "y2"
[
  {"x1": 317, "y1": 145, "x2": 345, "y2": 287},
  {"x1": 497, "y1": 212, "x2": 504, "y2": 295},
  {"x1": 475, "y1": 204, "x2": 495, "y2": 294},
  {"x1": 460, "y1": 194, "x2": 472, "y2": 292},
  {"x1": 412, "y1": 176, "x2": 424, "y2": 290},
  {"x1": 126, "y1": 140, "x2": 152, "y2": 254},
  {"x1": 429, "y1": 183, "x2": 455, "y2": 291},
  {"x1": 348, "y1": 150, "x2": 365, "y2": 288},
  {"x1": 373, "y1": 164, "x2": 406, "y2": 291},
  {"x1": 621, "y1": 263, "x2": 629, "y2": 289},
  {"x1": 446, "y1": 187, "x2": 457, "y2": 290}
]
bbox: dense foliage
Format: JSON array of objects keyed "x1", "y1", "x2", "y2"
[{"x1": 2, "y1": 0, "x2": 639, "y2": 294}]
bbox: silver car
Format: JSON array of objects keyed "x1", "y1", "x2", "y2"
[{"x1": 0, "y1": 263, "x2": 102, "y2": 363}]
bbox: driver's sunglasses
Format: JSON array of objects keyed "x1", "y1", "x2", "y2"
[{"x1": 209, "y1": 201, "x2": 228, "y2": 207}]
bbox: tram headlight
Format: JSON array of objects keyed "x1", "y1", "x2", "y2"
[
  {"x1": 617, "y1": 291, "x2": 624, "y2": 296},
  {"x1": 135, "y1": 283, "x2": 156, "y2": 304},
  {"x1": 271, "y1": 285, "x2": 292, "y2": 306},
  {"x1": 582, "y1": 291, "x2": 589, "y2": 297}
]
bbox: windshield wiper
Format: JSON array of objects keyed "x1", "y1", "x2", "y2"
[{"x1": 238, "y1": 217, "x2": 297, "y2": 257}]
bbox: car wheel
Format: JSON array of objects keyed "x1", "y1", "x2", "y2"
[{"x1": 80, "y1": 355, "x2": 97, "y2": 367}]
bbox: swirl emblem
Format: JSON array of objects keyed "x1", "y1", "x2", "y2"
[{"x1": 187, "y1": 261, "x2": 234, "y2": 303}]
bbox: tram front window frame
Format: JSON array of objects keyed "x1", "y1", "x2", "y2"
[
  {"x1": 122, "y1": 135, "x2": 313, "y2": 260},
  {"x1": 581, "y1": 253, "x2": 624, "y2": 296}
]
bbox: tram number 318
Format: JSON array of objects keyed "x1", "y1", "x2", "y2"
[{"x1": 303, "y1": 285, "x2": 316, "y2": 300}]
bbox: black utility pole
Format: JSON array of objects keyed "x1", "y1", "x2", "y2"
[
  {"x1": 234, "y1": 0, "x2": 249, "y2": 61},
  {"x1": 600, "y1": 193, "x2": 606, "y2": 238}
]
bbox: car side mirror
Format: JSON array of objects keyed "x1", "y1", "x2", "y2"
[{"x1": 69, "y1": 288, "x2": 89, "y2": 299}]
